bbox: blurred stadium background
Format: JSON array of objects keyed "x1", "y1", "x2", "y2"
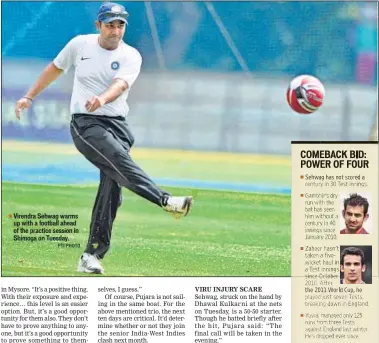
[
  {"x1": 2, "y1": 1, "x2": 377, "y2": 190},
  {"x1": 3, "y1": 2, "x2": 378, "y2": 145},
  {"x1": 1, "y1": 1, "x2": 377, "y2": 276}
]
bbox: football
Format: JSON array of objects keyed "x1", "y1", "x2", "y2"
[{"x1": 286, "y1": 75, "x2": 325, "y2": 114}]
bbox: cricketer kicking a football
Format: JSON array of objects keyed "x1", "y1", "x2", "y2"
[{"x1": 14, "y1": 2, "x2": 193, "y2": 274}]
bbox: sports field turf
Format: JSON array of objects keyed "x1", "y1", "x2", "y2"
[
  {"x1": 3, "y1": 141, "x2": 291, "y2": 188},
  {"x1": 2, "y1": 182, "x2": 291, "y2": 277}
]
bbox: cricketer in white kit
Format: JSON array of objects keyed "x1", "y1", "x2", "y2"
[{"x1": 15, "y1": 2, "x2": 194, "y2": 275}]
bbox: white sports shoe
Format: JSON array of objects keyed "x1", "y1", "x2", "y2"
[
  {"x1": 77, "y1": 253, "x2": 104, "y2": 274},
  {"x1": 162, "y1": 196, "x2": 194, "y2": 219}
]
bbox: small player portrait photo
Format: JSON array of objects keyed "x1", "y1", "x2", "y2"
[
  {"x1": 340, "y1": 192, "x2": 372, "y2": 234},
  {"x1": 340, "y1": 246, "x2": 372, "y2": 284}
]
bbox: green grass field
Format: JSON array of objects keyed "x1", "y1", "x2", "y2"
[{"x1": 2, "y1": 182, "x2": 291, "y2": 277}]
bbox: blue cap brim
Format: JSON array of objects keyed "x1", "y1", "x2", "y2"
[{"x1": 102, "y1": 16, "x2": 127, "y2": 24}]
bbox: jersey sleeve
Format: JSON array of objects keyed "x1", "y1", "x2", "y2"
[
  {"x1": 53, "y1": 36, "x2": 84, "y2": 73},
  {"x1": 114, "y1": 49, "x2": 142, "y2": 89}
]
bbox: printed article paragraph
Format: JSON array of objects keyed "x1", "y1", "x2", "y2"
[{"x1": 0, "y1": 278, "x2": 290, "y2": 343}]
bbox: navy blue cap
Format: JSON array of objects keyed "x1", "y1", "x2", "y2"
[{"x1": 97, "y1": 3, "x2": 129, "y2": 24}]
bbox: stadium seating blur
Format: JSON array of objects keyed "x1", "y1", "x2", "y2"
[{"x1": 2, "y1": 2, "x2": 378, "y2": 153}]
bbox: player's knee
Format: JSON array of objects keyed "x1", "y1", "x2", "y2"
[{"x1": 118, "y1": 194, "x2": 123, "y2": 208}]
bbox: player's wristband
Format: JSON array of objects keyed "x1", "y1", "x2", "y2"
[
  {"x1": 23, "y1": 97, "x2": 33, "y2": 102},
  {"x1": 97, "y1": 96, "x2": 105, "y2": 107}
]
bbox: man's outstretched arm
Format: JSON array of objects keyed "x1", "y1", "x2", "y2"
[
  {"x1": 15, "y1": 62, "x2": 63, "y2": 119},
  {"x1": 85, "y1": 78, "x2": 129, "y2": 112}
]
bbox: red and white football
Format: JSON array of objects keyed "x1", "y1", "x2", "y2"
[{"x1": 286, "y1": 75, "x2": 325, "y2": 114}]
